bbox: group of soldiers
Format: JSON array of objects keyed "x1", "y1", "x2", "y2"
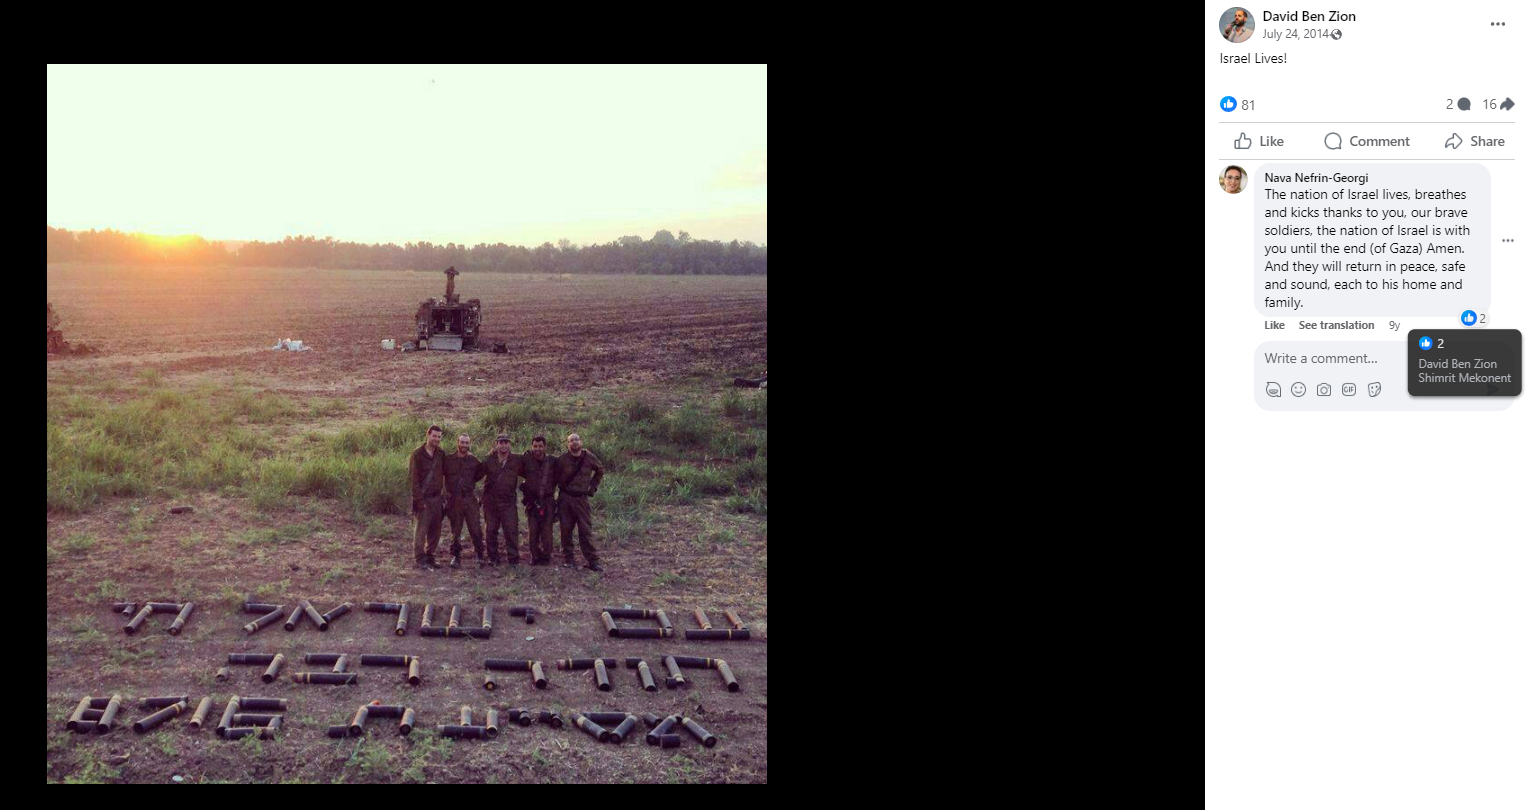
[{"x1": 408, "y1": 426, "x2": 605, "y2": 572}]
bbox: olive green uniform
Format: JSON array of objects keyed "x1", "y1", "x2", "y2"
[
  {"x1": 554, "y1": 450, "x2": 604, "y2": 566},
  {"x1": 409, "y1": 443, "x2": 446, "y2": 564},
  {"x1": 442, "y1": 451, "x2": 486, "y2": 560},
  {"x1": 521, "y1": 451, "x2": 559, "y2": 564},
  {"x1": 480, "y1": 451, "x2": 525, "y2": 563}
]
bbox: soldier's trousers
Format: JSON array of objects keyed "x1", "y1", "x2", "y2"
[
  {"x1": 557, "y1": 494, "x2": 598, "y2": 565},
  {"x1": 412, "y1": 495, "x2": 444, "y2": 563},
  {"x1": 524, "y1": 498, "x2": 554, "y2": 564},
  {"x1": 447, "y1": 494, "x2": 485, "y2": 558},
  {"x1": 482, "y1": 496, "x2": 518, "y2": 563}
]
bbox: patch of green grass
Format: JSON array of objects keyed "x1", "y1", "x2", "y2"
[
  {"x1": 96, "y1": 579, "x2": 125, "y2": 601},
  {"x1": 63, "y1": 532, "x2": 97, "y2": 552},
  {"x1": 653, "y1": 571, "x2": 689, "y2": 588},
  {"x1": 402, "y1": 731, "x2": 454, "y2": 783},
  {"x1": 233, "y1": 519, "x2": 324, "y2": 547},
  {"x1": 63, "y1": 750, "x2": 121, "y2": 784},
  {"x1": 179, "y1": 532, "x2": 204, "y2": 550},
  {"x1": 319, "y1": 566, "x2": 349, "y2": 586}
]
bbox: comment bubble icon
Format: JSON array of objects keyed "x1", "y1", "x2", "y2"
[{"x1": 1267, "y1": 382, "x2": 1281, "y2": 397}]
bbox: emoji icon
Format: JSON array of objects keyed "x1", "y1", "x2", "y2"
[{"x1": 1291, "y1": 382, "x2": 1306, "y2": 397}]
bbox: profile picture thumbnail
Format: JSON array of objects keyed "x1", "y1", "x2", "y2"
[
  {"x1": 1219, "y1": 165, "x2": 1246, "y2": 194},
  {"x1": 1220, "y1": 8, "x2": 1254, "y2": 43}
]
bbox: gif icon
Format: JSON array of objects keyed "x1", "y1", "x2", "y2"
[
  {"x1": 1341, "y1": 383, "x2": 1356, "y2": 396},
  {"x1": 1317, "y1": 383, "x2": 1331, "y2": 396}
]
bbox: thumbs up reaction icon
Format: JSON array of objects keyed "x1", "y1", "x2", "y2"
[
  {"x1": 1419, "y1": 336, "x2": 1432, "y2": 350},
  {"x1": 1234, "y1": 132, "x2": 1251, "y2": 149}
]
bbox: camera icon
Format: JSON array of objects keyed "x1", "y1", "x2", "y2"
[{"x1": 1317, "y1": 383, "x2": 1331, "y2": 396}]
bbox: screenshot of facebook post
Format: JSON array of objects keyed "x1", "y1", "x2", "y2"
[{"x1": 1203, "y1": 5, "x2": 1522, "y2": 809}]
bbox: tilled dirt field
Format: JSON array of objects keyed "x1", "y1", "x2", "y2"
[{"x1": 46, "y1": 265, "x2": 767, "y2": 783}]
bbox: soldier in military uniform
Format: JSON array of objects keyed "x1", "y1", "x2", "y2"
[
  {"x1": 554, "y1": 432, "x2": 605, "y2": 572},
  {"x1": 520, "y1": 435, "x2": 558, "y2": 566},
  {"x1": 442, "y1": 433, "x2": 488, "y2": 568},
  {"x1": 409, "y1": 425, "x2": 447, "y2": 570},
  {"x1": 479, "y1": 434, "x2": 526, "y2": 566}
]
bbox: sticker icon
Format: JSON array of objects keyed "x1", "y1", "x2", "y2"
[
  {"x1": 1368, "y1": 382, "x2": 1382, "y2": 397},
  {"x1": 1266, "y1": 382, "x2": 1281, "y2": 397},
  {"x1": 1317, "y1": 383, "x2": 1331, "y2": 396}
]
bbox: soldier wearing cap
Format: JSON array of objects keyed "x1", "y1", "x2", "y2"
[
  {"x1": 480, "y1": 433, "x2": 526, "y2": 566},
  {"x1": 442, "y1": 433, "x2": 488, "y2": 568},
  {"x1": 553, "y1": 432, "x2": 605, "y2": 572},
  {"x1": 409, "y1": 425, "x2": 447, "y2": 570},
  {"x1": 520, "y1": 435, "x2": 558, "y2": 565}
]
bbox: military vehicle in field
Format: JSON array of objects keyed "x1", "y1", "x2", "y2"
[{"x1": 415, "y1": 266, "x2": 481, "y2": 351}]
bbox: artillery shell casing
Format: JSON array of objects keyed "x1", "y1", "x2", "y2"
[
  {"x1": 133, "y1": 700, "x2": 185, "y2": 734},
  {"x1": 285, "y1": 603, "x2": 305, "y2": 631},
  {"x1": 396, "y1": 603, "x2": 409, "y2": 635},
  {"x1": 483, "y1": 674, "x2": 499, "y2": 690},
  {"x1": 95, "y1": 694, "x2": 123, "y2": 734},
  {"x1": 594, "y1": 658, "x2": 611, "y2": 691},
  {"x1": 681, "y1": 716, "x2": 717, "y2": 747},
  {"x1": 671, "y1": 656, "x2": 719, "y2": 668},
  {"x1": 74, "y1": 710, "x2": 105, "y2": 734},
  {"x1": 438, "y1": 724, "x2": 487, "y2": 739},
  {"x1": 88, "y1": 697, "x2": 114, "y2": 708},
  {"x1": 600, "y1": 611, "x2": 618, "y2": 635},
  {"x1": 139, "y1": 695, "x2": 190, "y2": 710},
  {"x1": 659, "y1": 733, "x2": 682, "y2": 748},
  {"x1": 167, "y1": 601, "x2": 195, "y2": 635},
  {"x1": 646, "y1": 715, "x2": 679, "y2": 745},
  {"x1": 125, "y1": 604, "x2": 153, "y2": 635},
  {"x1": 531, "y1": 661, "x2": 547, "y2": 688},
  {"x1": 229, "y1": 653, "x2": 277, "y2": 665},
  {"x1": 602, "y1": 608, "x2": 654, "y2": 619},
  {"x1": 110, "y1": 602, "x2": 137, "y2": 615},
  {"x1": 420, "y1": 626, "x2": 448, "y2": 636},
  {"x1": 485, "y1": 658, "x2": 535, "y2": 671},
  {"x1": 623, "y1": 657, "x2": 644, "y2": 668},
  {"x1": 292, "y1": 672, "x2": 358, "y2": 685},
  {"x1": 147, "y1": 602, "x2": 183, "y2": 613},
  {"x1": 723, "y1": 610, "x2": 746, "y2": 630},
  {"x1": 399, "y1": 708, "x2": 415, "y2": 735},
  {"x1": 366, "y1": 705, "x2": 407, "y2": 718},
  {"x1": 332, "y1": 655, "x2": 349, "y2": 673},
  {"x1": 537, "y1": 710, "x2": 563, "y2": 728},
  {"x1": 360, "y1": 654, "x2": 410, "y2": 667},
  {"x1": 509, "y1": 708, "x2": 533, "y2": 727},
  {"x1": 693, "y1": 608, "x2": 712, "y2": 630},
  {"x1": 263, "y1": 716, "x2": 283, "y2": 738},
  {"x1": 362, "y1": 602, "x2": 405, "y2": 612},
  {"x1": 460, "y1": 706, "x2": 473, "y2": 726},
  {"x1": 327, "y1": 725, "x2": 349, "y2": 738},
  {"x1": 237, "y1": 697, "x2": 288, "y2": 711},
  {"x1": 485, "y1": 709, "x2": 499, "y2": 737},
  {"x1": 223, "y1": 727, "x2": 259, "y2": 740},
  {"x1": 261, "y1": 653, "x2": 286, "y2": 683},
  {"x1": 189, "y1": 696, "x2": 213, "y2": 729},
  {"x1": 216, "y1": 666, "x2": 232, "y2": 681},
  {"x1": 304, "y1": 653, "x2": 344, "y2": 665},
  {"x1": 231, "y1": 713, "x2": 282, "y2": 726},
  {"x1": 684, "y1": 629, "x2": 749, "y2": 640},
  {"x1": 665, "y1": 677, "x2": 677, "y2": 689},
  {"x1": 637, "y1": 661, "x2": 657, "y2": 692},
  {"x1": 584, "y1": 712, "x2": 630, "y2": 724},
  {"x1": 572, "y1": 713, "x2": 609, "y2": 742},
  {"x1": 244, "y1": 605, "x2": 286, "y2": 635},
  {"x1": 66, "y1": 697, "x2": 93, "y2": 730},
  {"x1": 349, "y1": 705, "x2": 369, "y2": 736},
  {"x1": 610, "y1": 714, "x2": 638, "y2": 744},
  {"x1": 243, "y1": 601, "x2": 280, "y2": 614},
  {"x1": 481, "y1": 605, "x2": 492, "y2": 630},
  {"x1": 557, "y1": 658, "x2": 618, "y2": 670},
  {"x1": 664, "y1": 656, "x2": 687, "y2": 689},
  {"x1": 448, "y1": 605, "x2": 461, "y2": 629},
  {"x1": 654, "y1": 610, "x2": 672, "y2": 631},
  {"x1": 717, "y1": 659, "x2": 739, "y2": 692},
  {"x1": 217, "y1": 697, "x2": 241, "y2": 736},
  {"x1": 420, "y1": 604, "x2": 434, "y2": 628},
  {"x1": 302, "y1": 599, "x2": 328, "y2": 630},
  {"x1": 320, "y1": 602, "x2": 352, "y2": 625},
  {"x1": 642, "y1": 713, "x2": 661, "y2": 729},
  {"x1": 408, "y1": 656, "x2": 422, "y2": 685},
  {"x1": 614, "y1": 627, "x2": 663, "y2": 639},
  {"x1": 448, "y1": 626, "x2": 491, "y2": 638}
]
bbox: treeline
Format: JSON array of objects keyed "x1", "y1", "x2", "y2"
[{"x1": 47, "y1": 226, "x2": 767, "y2": 275}]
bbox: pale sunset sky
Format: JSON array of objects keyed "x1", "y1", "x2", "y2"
[{"x1": 47, "y1": 65, "x2": 767, "y2": 246}]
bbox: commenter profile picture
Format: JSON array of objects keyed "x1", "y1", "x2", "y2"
[
  {"x1": 1219, "y1": 7, "x2": 1254, "y2": 42},
  {"x1": 1219, "y1": 166, "x2": 1246, "y2": 194}
]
